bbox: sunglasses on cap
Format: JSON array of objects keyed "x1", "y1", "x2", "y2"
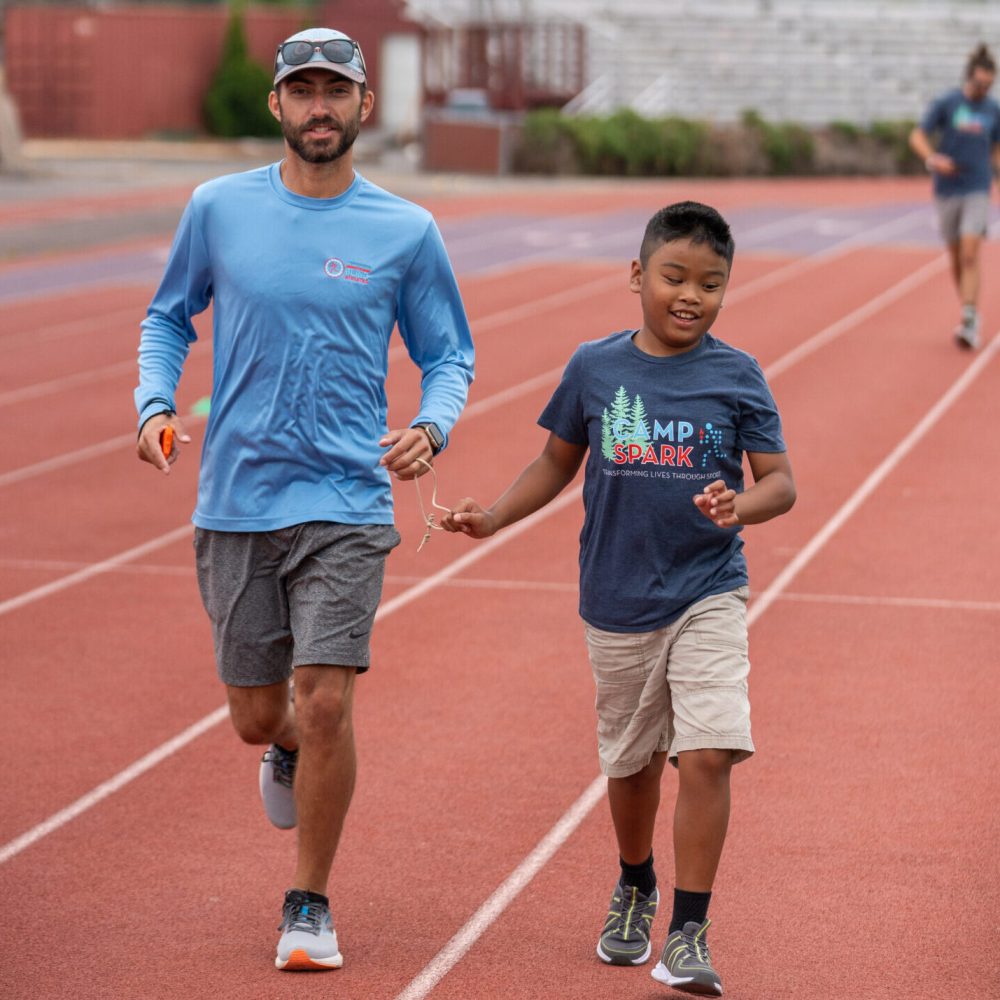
[{"x1": 276, "y1": 38, "x2": 366, "y2": 72}]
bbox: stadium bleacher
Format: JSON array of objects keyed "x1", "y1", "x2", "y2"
[{"x1": 404, "y1": 0, "x2": 1000, "y2": 123}]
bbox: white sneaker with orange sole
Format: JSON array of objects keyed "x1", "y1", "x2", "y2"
[{"x1": 275, "y1": 889, "x2": 343, "y2": 971}]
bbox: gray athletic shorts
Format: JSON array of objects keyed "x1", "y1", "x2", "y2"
[
  {"x1": 194, "y1": 521, "x2": 401, "y2": 686},
  {"x1": 935, "y1": 192, "x2": 991, "y2": 243}
]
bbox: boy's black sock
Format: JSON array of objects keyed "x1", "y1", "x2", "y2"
[
  {"x1": 669, "y1": 888, "x2": 712, "y2": 933},
  {"x1": 618, "y1": 852, "x2": 656, "y2": 897}
]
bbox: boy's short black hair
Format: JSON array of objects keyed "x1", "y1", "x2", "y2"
[{"x1": 639, "y1": 201, "x2": 735, "y2": 269}]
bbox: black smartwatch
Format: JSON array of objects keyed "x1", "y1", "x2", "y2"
[{"x1": 414, "y1": 422, "x2": 444, "y2": 454}]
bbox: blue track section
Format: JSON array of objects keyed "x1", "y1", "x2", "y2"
[{"x1": 0, "y1": 201, "x2": 968, "y2": 307}]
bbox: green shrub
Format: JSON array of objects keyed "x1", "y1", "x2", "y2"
[
  {"x1": 741, "y1": 109, "x2": 815, "y2": 174},
  {"x1": 512, "y1": 109, "x2": 920, "y2": 177},
  {"x1": 868, "y1": 119, "x2": 920, "y2": 173},
  {"x1": 204, "y1": 11, "x2": 281, "y2": 138},
  {"x1": 830, "y1": 120, "x2": 862, "y2": 141},
  {"x1": 659, "y1": 116, "x2": 710, "y2": 175}
]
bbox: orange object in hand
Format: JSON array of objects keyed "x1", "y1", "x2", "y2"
[{"x1": 159, "y1": 425, "x2": 174, "y2": 459}]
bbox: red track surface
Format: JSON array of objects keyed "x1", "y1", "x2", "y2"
[{"x1": 1, "y1": 176, "x2": 998, "y2": 1000}]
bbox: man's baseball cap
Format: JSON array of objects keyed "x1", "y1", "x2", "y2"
[{"x1": 273, "y1": 28, "x2": 367, "y2": 87}]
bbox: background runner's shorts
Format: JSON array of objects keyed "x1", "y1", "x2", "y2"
[
  {"x1": 935, "y1": 192, "x2": 991, "y2": 242},
  {"x1": 583, "y1": 587, "x2": 754, "y2": 777},
  {"x1": 194, "y1": 521, "x2": 401, "y2": 686}
]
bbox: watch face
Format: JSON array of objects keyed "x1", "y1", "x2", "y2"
[{"x1": 420, "y1": 423, "x2": 444, "y2": 449}]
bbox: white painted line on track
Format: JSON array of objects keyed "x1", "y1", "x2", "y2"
[
  {"x1": 0, "y1": 488, "x2": 582, "y2": 865},
  {"x1": 0, "y1": 342, "x2": 208, "y2": 408},
  {"x1": 0, "y1": 525, "x2": 194, "y2": 617},
  {"x1": 0, "y1": 206, "x2": 926, "y2": 459},
  {"x1": 388, "y1": 333, "x2": 1000, "y2": 1000},
  {"x1": 779, "y1": 591, "x2": 1000, "y2": 612},
  {"x1": 748, "y1": 333, "x2": 1000, "y2": 626},
  {"x1": 0, "y1": 706, "x2": 229, "y2": 866},
  {"x1": 0, "y1": 237, "x2": 974, "y2": 874},
  {"x1": 393, "y1": 774, "x2": 607, "y2": 1000},
  {"x1": 0, "y1": 359, "x2": 142, "y2": 407},
  {"x1": 0, "y1": 206, "x2": 976, "y2": 971},
  {"x1": 0, "y1": 427, "x2": 199, "y2": 488},
  {"x1": 3, "y1": 305, "x2": 147, "y2": 350},
  {"x1": 764, "y1": 253, "x2": 946, "y2": 379}
]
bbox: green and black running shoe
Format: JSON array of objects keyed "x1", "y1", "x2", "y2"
[
  {"x1": 651, "y1": 918, "x2": 723, "y2": 995},
  {"x1": 597, "y1": 882, "x2": 659, "y2": 965}
]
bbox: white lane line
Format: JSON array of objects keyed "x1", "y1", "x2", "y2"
[
  {"x1": 3, "y1": 305, "x2": 149, "y2": 350},
  {"x1": 779, "y1": 591, "x2": 1000, "y2": 612},
  {"x1": 0, "y1": 342, "x2": 208, "y2": 408},
  {"x1": 0, "y1": 707, "x2": 230, "y2": 866},
  {"x1": 764, "y1": 253, "x2": 946, "y2": 379},
  {"x1": 5, "y1": 554, "x2": 994, "y2": 611},
  {"x1": 0, "y1": 208, "x2": 961, "y2": 882},
  {"x1": 0, "y1": 489, "x2": 582, "y2": 865},
  {"x1": 393, "y1": 774, "x2": 607, "y2": 1000},
  {"x1": 1, "y1": 269, "x2": 631, "y2": 487},
  {"x1": 0, "y1": 525, "x2": 195, "y2": 617},
  {"x1": 388, "y1": 333, "x2": 1000, "y2": 1000},
  {"x1": 747, "y1": 332, "x2": 1000, "y2": 626},
  {"x1": 0, "y1": 359, "x2": 139, "y2": 406},
  {"x1": 0, "y1": 205, "x2": 917, "y2": 406},
  {"x1": 2, "y1": 235, "x2": 936, "y2": 606},
  {"x1": 0, "y1": 228, "x2": 970, "y2": 866}
]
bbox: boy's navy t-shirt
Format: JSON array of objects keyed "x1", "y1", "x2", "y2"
[
  {"x1": 539, "y1": 331, "x2": 785, "y2": 633},
  {"x1": 920, "y1": 88, "x2": 1000, "y2": 197}
]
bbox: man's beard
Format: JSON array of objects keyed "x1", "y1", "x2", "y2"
[{"x1": 281, "y1": 110, "x2": 361, "y2": 164}]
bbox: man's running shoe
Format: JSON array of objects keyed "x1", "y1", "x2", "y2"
[
  {"x1": 597, "y1": 882, "x2": 659, "y2": 965},
  {"x1": 275, "y1": 889, "x2": 342, "y2": 970},
  {"x1": 259, "y1": 744, "x2": 297, "y2": 829},
  {"x1": 651, "y1": 918, "x2": 723, "y2": 995},
  {"x1": 955, "y1": 314, "x2": 980, "y2": 350}
]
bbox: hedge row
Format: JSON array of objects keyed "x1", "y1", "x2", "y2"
[{"x1": 513, "y1": 108, "x2": 921, "y2": 177}]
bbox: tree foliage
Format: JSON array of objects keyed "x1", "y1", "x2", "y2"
[{"x1": 204, "y1": 10, "x2": 281, "y2": 138}]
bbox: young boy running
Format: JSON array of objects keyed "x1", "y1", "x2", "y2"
[{"x1": 442, "y1": 202, "x2": 795, "y2": 996}]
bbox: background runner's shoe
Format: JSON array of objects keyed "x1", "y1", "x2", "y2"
[
  {"x1": 651, "y1": 918, "x2": 723, "y2": 995},
  {"x1": 259, "y1": 744, "x2": 297, "y2": 829},
  {"x1": 275, "y1": 890, "x2": 343, "y2": 970},
  {"x1": 955, "y1": 315, "x2": 980, "y2": 350},
  {"x1": 597, "y1": 882, "x2": 659, "y2": 965}
]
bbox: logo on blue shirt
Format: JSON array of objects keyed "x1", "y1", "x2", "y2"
[{"x1": 324, "y1": 257, "x2": 373, "y2": 285}]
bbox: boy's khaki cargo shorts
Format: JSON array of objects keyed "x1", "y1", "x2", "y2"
[{"x1": 583, "y1": 586, "x2": 754, "y2": 777}]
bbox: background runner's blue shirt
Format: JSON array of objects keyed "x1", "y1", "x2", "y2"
[
  {"x1": 920, "y1": 88, "x2": 1000, "y2": 197},
  {"x1": 539, "y1": 331, "x2": 785, "y2": 632},
  {"x1": 135, "y1": 165, "x2": 474, "y2": 531}
]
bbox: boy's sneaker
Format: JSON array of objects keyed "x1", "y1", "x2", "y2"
[
  {"x1": 955, "y1": 313, "x2": 980, "y2": 350},
  {"x1": 651, "y1": 918, "x2": 723, "y2": 995},
  {"x1": 259, "y1": 744, "x2": 297, "y2": 829},
  {"x1": 597, "y1": 882, "x2": 659, "y2": 965},
  {"x1": 275, "y1": 889, "x2": 343, "y2": 970}
]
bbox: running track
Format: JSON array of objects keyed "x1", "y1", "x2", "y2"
[{"x1": 1, "y1": 173, "x2": 998, "y2": 1000}]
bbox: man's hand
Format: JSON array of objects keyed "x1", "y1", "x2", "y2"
[
  {"x1": 136, "y1": 413, "x2": 191, "y2": 474},
  {"x1": 440, "y1": 499, "x2": 497, "y2": 538},
  {"x1": 693, "y1": 480, "x2": 739, "y2": 528},
  {"x1": 380, "y1": 427, "x2": 434, "y2": 480},
  {"x1": 925, "y1": 152, "x2": 958, "y2": 176}
]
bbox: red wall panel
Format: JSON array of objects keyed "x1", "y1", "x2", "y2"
[{"x1": 7, "y1": 5, "x2": 318, "y2": 138}]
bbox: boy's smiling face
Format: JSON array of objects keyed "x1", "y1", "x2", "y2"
[{"x1": 629, "y1": 237, "x2": 730, "y2": 357}]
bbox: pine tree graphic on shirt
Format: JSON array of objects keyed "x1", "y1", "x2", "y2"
[
  {"x1": 629, "y1": 395, "x2": 651, "y2": 444},
  {"x1": 601, "y1": 386, "x2": 654, "y2": 456},
  {"x1": 601, "y1": 408, "x2": 615, "y2": 459}
]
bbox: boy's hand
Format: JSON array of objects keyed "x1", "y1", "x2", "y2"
[
  {"x1": 441, "y1": 499, "x2": 497, "y2": 538},
  {"x1": 693, "y1": 480, "x2": 739, "y2": 528}
]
